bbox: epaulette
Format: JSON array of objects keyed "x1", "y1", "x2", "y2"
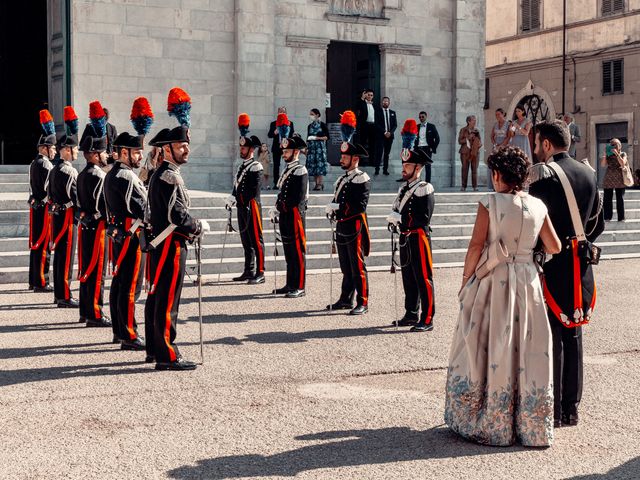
[
  {"x1": 116, "y1": 166, "x2": 138, "y2": 183},
  {"x1": 529, "y1": 163, "x2": 554, "y2": 184},
  {"x1": 249, "y1": 162, "x2": 263, "y2": 173},
  {"x1": 414, "y1": 182, "x2": 434, "y2": 197},
  {"x1": 60, "y1": 163, "x2": 78, "y2": 179},
  {"x1": 293, "y1": 165, "x2": 308, "y2": 176},
  {"x1": 352, "y1": 172, "x2": 370, "y2": 184},
  {"x1": 159, "y1": 168, "x2": 184, "y2": 186}
]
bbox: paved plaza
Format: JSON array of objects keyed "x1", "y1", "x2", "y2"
[{"x1": 1, "y1": 260, "x2": 638, "y2": 479}]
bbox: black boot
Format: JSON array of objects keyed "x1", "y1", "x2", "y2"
[
  {"x1": 33, "y1": 284, "x2": 54, "y2": 293},
  {"x1": 155, "y1": 357, "x2": 197, "y2": 371},
  {"x1": 285, "y1": 289, "x2": 305, "y2": 298},
  {"x1": 326, "y1": 300, "x2": 353, "y2": 311},
  {"x1": 232, "y1": 272, "x2": 254, "y2": 282},
  {"x1": 121, "y1": 337, "x2": 146, "y2": 351},
  {"x1": 393, "y1": 314, "x2": 419, "y2": 327},
  {"x1": 248, "y1": 273, "x2": 265, "y2": 285},
  {"x1": 86, "y1": 316, "x2": 113, "y2": 328},
  {"x1": 349, "y1": 305, "x2": 368, "y2": 315},
  {"x1": 272, "y1": 286, "x2": 292, "y2": 295},
  {"x1": 410, "y1": 322, "x2": 434, "y2": 332},
  {"x1": 57, "y1": 298, "x2": 79, "y2": 308}
]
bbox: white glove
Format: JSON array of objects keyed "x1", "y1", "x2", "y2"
[
  {"x1": 386, "y1": 211, "x2": 402, "y2": 226},
  {"x1": 325, "y1": 203, "x2": 339, "y2": 215},
  {"x1": 268, "y1": 206, "x2": 279, "y2": 224},
  {"x1": 225, "y1": 194, "x2": 236, "y2": 209},
  {"x1": 197, "y1": 219, "x2": 211, "y2": 238},
  {"x1": 307, "y1": 135, "x2": 317, "y2": 141}
]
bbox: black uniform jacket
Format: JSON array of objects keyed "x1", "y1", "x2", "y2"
[
  {"x1": 529, "y1": 152, "x2": 605, "y2": 325},
  {"x1": 29, "y1": 154, "x2": 53, "y2": 205},
  {"x1": 333, "y1": 168, "x2": 371, "y2": 255},
  {"x1": 47, "y1": 160, "x2": 78, "y2": 210},
  {"x1": 393, "y1": 179, "x2": 435, "y2": 232},
  {"x1": 77, "y1": 163, "x2": 107, "y2": 222},
  {"x1": 147, "y1": 161, "x2": 200, "y2": 241},
  {"x1": 276, "y1": 161, "x2": 308, "y2": 213},
  {"x1": 232, "y1": 158, "x2": 262, "y2": 208},
  {"x1": 267, "y1": 121, "x2": 295, "y2": 155},
  {"x1": 104, "y1": 161, "x2": 146, "y2": 224}
]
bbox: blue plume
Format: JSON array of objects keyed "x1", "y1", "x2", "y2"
[
  {"x1": 277, "y1": 124, "x2": 290, "y2": 139},
  {"x1": 132, "y1": 116, "x2": 154, "y2": 135},
  {"x1": 239, "y1": 125, "x2": 250, "y2": 137},
  {"x1": 401, "y1": 132, "x2": 417, "y2": 149},
  {"x1": 65, "y1": 118, "x2": 78, "y2": 135},
  {"x1": 42, "y1": 121, "x2": 55, "y2": 136},
  {"x1": 169, "y1": 102, "x2": 191, "y2": 128},
  {"x1": 340, "y1": 124, "x2": 355, "y2": 143},
  {"x1": 91, "y1": 116, "x2": 106, "y2": 138}
]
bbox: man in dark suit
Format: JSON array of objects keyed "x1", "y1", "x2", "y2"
[
  {"x1": 529, "y1": 120, "x2": 605, "y2": 428},
  {"x1": 103, "y1": 108, "x2": 118, "y2": 162},
  {"x1": 355, "y1": 89, "x2": 382, "y2": 174},
  {"x1": 413, "y1": 111, "x2": 440, "y2": 183},
  {"x1": 267, "y1": 106, "x2": 295, "y2": 189},
  {"x1": 376, "y1": 96, "x2": 397, "y2": 175}
]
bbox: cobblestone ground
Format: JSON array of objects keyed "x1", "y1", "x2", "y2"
[{"x1": 0, "y1": 259, "x2": 638, "y2": 479}]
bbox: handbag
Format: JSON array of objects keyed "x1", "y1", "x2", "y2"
[
  {"x1": 475, "y1": 194, "x2": 510, "y2": 279},
  {"x1": 621, "y1": 161, "x2": 634, "y2": 187}
]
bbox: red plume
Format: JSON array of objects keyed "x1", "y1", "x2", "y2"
[
  {"x1": 130, "y1": 97, "x2": 154, "y2": 119},
  {"x1": 276, "y1": 113, "x2": 290, "y2": 127},
  {"x1": 340, "y1": 110, "x2": 357, "y2": 128},
  {"x1": 167, "y1": 87, "x2": 191, "y2": 112},
  {"x1": 89, "y1": 101, "x2": 106, "y2": 120},
  {"x1": 63, "y1": 106, "x2": 78, "y2": 122},
  {"x1": 238, "y1": 113, "x2": 250, "y2": 127},
  {"x1": 401, "y1": 119, "x2": 418, "y2": 135},
  {"x1": 39, "y1": 109, "x2": 54, "y2": 124}
]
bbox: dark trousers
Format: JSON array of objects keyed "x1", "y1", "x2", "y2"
[
  {"x1": 144, "y1": 235, "x2": 187, "y2": 363},
  {"x1": 78, "y1": 220, "x2": 107, "y2": 321},
  {"x1": 280, "y1": 208, "x2": 306, "y2": 290},
  {"x1": 237, "y1": 200, "x2": 265, "y2": 275},
  {"x1": 416, "y1": 147, "x2": 432, "y2": 182},
  {"x1": 28, "y1": 205, "x2": 51, "y2": 288},
  {"x1": 381, "y1": 136, "x2": 393, "y2": 173},
  {"x1": 336, "y1": 219, "x2": 369, "y2": 307},
  {"x1": 362, "y1": 123, "x2": 379, "y2": 170},
  {"x1": 460, "y1": 154, "x2": 479, "y2": 189},
  {"x1": 399, "y1": 229, "x2": 435, "y2": 324},
  {"x1": 51, "y1": 208, "x2": 76, "y2": 301},
  {"x1": 110, "y1": 231, "x2": 142, "y2": 342},
  {"x1": 603, "y1": 188, "x2": 625, "y2": 221},
  {"x1": 549, "y1": 317, "x2": 583, "y2": 421},
  {"x1": 272, "y1": 152, "x2": 282, "y2": 187}
]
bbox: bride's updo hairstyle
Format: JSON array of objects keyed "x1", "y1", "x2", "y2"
[{"x1": 487, "y1": 146, "x2": 531, "y2": 192}]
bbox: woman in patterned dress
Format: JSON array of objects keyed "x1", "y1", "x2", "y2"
[
  {"x1": 306, "y1": 108, "x2": 329, "y2": 191},
  {"x1": 601, "y1": 138, "x2": 628, "y2": 221},
  {"x1": 445, "y1": 146, "x2": 561, "y2": 447}
]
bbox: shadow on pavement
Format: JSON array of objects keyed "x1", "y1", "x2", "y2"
[
  {"x1": 0, "y1": 302, "x2": 57, "y2": 311},
  {"x1": 0, "y1": 342, "x2": 116, "y2": 360},
  {"x1": 0, "y1": 361, "x2": 152, "y2": 388},
  {"x1": 180, "y1": 293, "x2": 262, "y2": 305},
  {"x1": 0, "y1": 320, "x2": 81, "y2": 334},
  {"x1": 167, "y1": 426, "x2": 521, "y2": 479},
  {"x1": 565, "y1": 456, "x2": 640, "y2": 479},
  {"x1": 209, "y1": 325, "x2": 391, "y2": 345},
  {"x1": 186, "y1": 309, "x2": 332, "y2": 325}
]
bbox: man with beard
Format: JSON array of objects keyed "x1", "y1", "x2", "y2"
[
  {"x1": 144, "y1": 87, "x2": 209, "y2": 370},
  {"x1": 269, "y1": 135, "x2": 308, "y2": 298},
  {"x1": 226, "y1": 114, "x2": 265, "y2": 284},
  {"x1": 47, "y1": 110, "x2": 80, "y2": 308},
  {"x1": 528, "y1": 120, "x2": 605, "y2": 428},
  {"x1": 104, "y1": 130, "x2": 147, "y2": 350},
  {"x1": 76, "y1": 129, "x2": 112, "y2": 328},
  {"x1": 386, "y1": 129, "x2": 436, "y2": 332},
  {"x1": 28, "y1": 110, "x2": 56, "y2": 292},
  {"x1": 326, "y1": 111, "x2": 371, "y2": 315}
]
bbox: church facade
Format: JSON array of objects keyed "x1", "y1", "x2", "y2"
[{"x1": 44, "y1": 0, "x2": 485, "y2": 190}]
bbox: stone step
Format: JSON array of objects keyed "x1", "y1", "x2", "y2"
[{"x1": 0, "y1": 165, "x2": 29, "y2": 174}]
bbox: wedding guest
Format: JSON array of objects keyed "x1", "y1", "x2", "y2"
[{"x1": 306, "y1": 108, "x2": 329, "y2": 191}]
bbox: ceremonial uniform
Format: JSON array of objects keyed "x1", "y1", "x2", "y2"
[
  {"x1": 328, "y1": 143, "x2": 371, "y2": 313},
  {"x1": 28, "y1": 144, "x2": 54, "y2": 291},
  {"x1": 145, "y1": 123, "x2": 203, "y2": 370},
  {"x1": 529, "y1": 151, "x2": 605, "y2": 425},
  {"x1": 228, "y1": 135, "x2": 265, "y2": 283},
  {"x1": 273, "y1": 136, "x2": 308, "y2": 296},
  {"x1": 77, "y1": 135, "x2": 110, "y2": 326},
  {"x1": 47, "y1": 135, "x2": 79, "y2": 306},
  {"x1": 388, "y1": 149, "x2": 436, "y2": 331},
  {"x1": 104, "y1": 136, "x2": 147, "y2": 347}
]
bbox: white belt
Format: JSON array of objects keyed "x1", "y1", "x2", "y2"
[
  {"x1": 149, "y1": 224, "x2": 177, "y2": 249},
  {"x1": 128, "y1": 218, "x2": 143, "y2": 234}
]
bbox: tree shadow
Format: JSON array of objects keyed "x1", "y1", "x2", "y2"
[
  {"x1": 565, "y1": 456, "x2": 640, "y2": 479},
  {"x1": 209, "y1": 325, "x2": 393, "y2": 345},
  {"x1": 167, "y1": 426, "x2": 522, "y2": 479}
]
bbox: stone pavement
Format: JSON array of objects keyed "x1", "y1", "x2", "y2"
[{"x1": 0, "y1": 260, "x2": 639, "y2": 479}]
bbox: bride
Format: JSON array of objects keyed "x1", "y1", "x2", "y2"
[{"x1": 444, "y1": 146, "x2": 561, "y2": 447}]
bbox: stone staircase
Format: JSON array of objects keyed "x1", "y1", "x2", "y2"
[{"x1": 1, "y1": 164, "x2": 639, "y2": 284}]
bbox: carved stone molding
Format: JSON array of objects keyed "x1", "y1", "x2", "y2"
[
  {"x1": 285, "y1": 35, "x2": 330, "y2": 49},
  {"x1": 379, "y1": 43, "x2": 422, "y2": 56},
  {"x1": 326, "y1": 13, "x2": 390, "y2": 25}
]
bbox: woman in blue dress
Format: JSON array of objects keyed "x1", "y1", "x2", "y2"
[{"x1": 306, "y1": 108, "x2": 330, "y2": 191}]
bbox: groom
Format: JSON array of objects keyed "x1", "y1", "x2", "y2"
[{"x1": 529, "y1": 120, "x2": 605, "y2": 428}]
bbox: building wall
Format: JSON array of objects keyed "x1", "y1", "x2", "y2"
[{"x1": 67, "y1": 0, "x2": 485, "y2": 191}]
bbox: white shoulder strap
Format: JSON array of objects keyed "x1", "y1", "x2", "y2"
[
  {"x1": 398, "y1": 182, "x2": 424, "y2": 212},
  {"x1": 548, "y1": 162, "x2": 585, "y2": 241}
]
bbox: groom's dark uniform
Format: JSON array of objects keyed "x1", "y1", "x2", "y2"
[{"x1": 529, "y1": 151, "x2": 605, "y2": 425}]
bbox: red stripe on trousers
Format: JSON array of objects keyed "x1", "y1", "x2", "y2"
[
  {"x1": 251, "y1": 199, "x2": 264, "y2": 273},
  {"x1": 418, "y1": 229, "x2": 434, "y2": 323},
  {"x1": 293, "y1": 207, "x2": 306, "y2": 289},
  {"x1": 355, "y1": 219, "x2": 368, "y2": 305},
  {"x1": 164, "y1": 241, "x2": 180, "y2": 362}
]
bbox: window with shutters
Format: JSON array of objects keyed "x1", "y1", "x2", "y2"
[
  {"x1": 602, "y1": 59, "x2": 624, "y2": 95},
  {"x1": 520, "y1": 0, "x2": 541, "y2": 32},
  {"x1": 601, "y1": 0, "x2": 625, "y2": 16}
]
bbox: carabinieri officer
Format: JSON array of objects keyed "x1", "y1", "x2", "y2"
[
  {"x1": 269, "y1": 135, "x2": 308, "y2": 298},
  {"x1": 387, "y1": 146, "x2": 436, "y2": 332}
]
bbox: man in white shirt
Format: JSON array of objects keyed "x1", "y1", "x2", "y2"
[
  {"x1": 376, "y1": 96, "x2": 397, "y2": 176},
  {"x1": 413, "y1": 111, "x2": 440, "y2": 183},
  {"x1": 356, "y1": 89, "x2": 382, "y2": 174}
]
